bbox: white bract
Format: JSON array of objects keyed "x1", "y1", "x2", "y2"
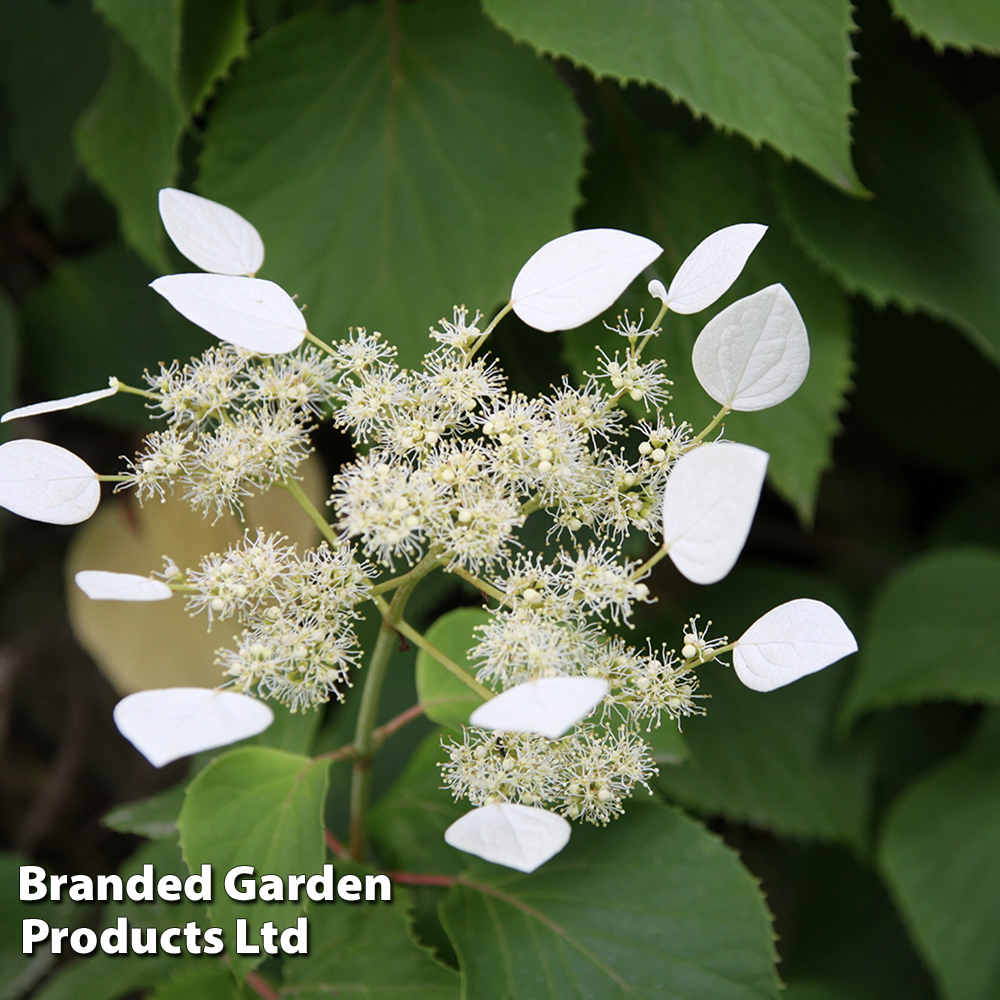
[
  {"x1": 692, "y1": 284, "x2": 809, "y2": 411},
  {"x1": 113, "y1": 688, "x2": 274, "y2": 768},
  {"x1": 444, "y1": 803, "x2": 571, "y2": 872},
  {"x1": 0, "y1": 439, "x2": 100, "y2": 524},
  {"x1": 159, "y1": 188, "x2": 264, "y2": 276},
  {"x1": 662, "y1": 442, "x2": 769, "y2": 585},
  {"x1": 511, "y1": 229, "x2": 662, "y2": 332},
  {"x1": 469, "y1": 677, "x2": 609, "y2": 739},
  {"x1": 75, "y1": 570, "x2": 173, "y2": 602},
  {"x1": 150, "y1": 274, "x2": 307, "y2": 355},
  {"x1": 648, "y1": 223, "x2": 767, "y2": 315},
  {"x1": 733, "y1": 598, "x2": 858, "y2": 692},
  {"x1": 1, "y1": 381, "x2": 119, "y2": 423}
]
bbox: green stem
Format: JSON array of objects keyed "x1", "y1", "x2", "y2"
[
  {"x1": 373, "y1": 596, "x2": 493, "y2": 701},
  {"x1": 636, "y1": 301, "x2": 669, "y2": 358},
  {"x1": 97, "y1": 475, "x2": 130, "y2": 483},
  {"x1": 304, "y1": 329, "x2": 338, "y2": 356},
  {"x1": 116, "y1": 382, "x2": 161, "y2": 401},
  {"x1": 632, "y1": 545, "x2": 669, "y2": 580},
  {"x1": 444, "y1": 562, "x2": 508, "y2": 604},
  {"x1": 348, "y1": 562, "x2": 434, "y2": 860},
  {"x1": 469, "y1": 301, "x2": 512, "y2": 359},
  {"x1": 279, "y1": 478, "x2": 338, "y2": 547},
  {"x1": 370, "y1": 550, "x2": 441, "y2": 595},
  {"x1": 690, "y1": 404, "x2": 730, "y2": 445}
]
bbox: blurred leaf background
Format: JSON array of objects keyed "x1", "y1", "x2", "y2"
[{"x1": 0, "y1": 1, "x2": 999, "y2": 998}]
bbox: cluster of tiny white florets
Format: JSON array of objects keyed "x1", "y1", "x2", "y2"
[
  {"x1": 121, "y1": 345, "x2": 335, "y2": 518},
  {"x1": 119, "y1": 302, "x2": 720, "y2": 812},
  {"x1": 168, "y1": 532, "x2": 372, "y2": 711},
  {"x1": 441, "y1": 724, "x2": 657, "y2": 825}
]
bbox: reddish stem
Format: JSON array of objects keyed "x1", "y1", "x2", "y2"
[
  {"x1": 244, "y1": 970, "x2": 279, "y2": 1000},
  {"x1": 325, "y1": 828, "x2": 350, "y2": 860},
  {"x1": 386, "y1": 871, "x2": 457, "y2": 888},
  {"x1": 374, "y1": 703, "x2": 424, "y2": 745}
]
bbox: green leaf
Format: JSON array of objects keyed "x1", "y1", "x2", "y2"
[
  {"x1": 652, "y1": 565, "x2": 870, "y2": 845},
  {"x1": 36, "y1": 839, "x2": 206, "y2": 1000},
  {"x1": 879, "y1": 713, "x2": 1000, "y2": 1000},
  {"x1": 440, "y1": 802, "x2": 780, "y2": 1000},
  {"x1": 198, "y1": 0, "x2": 585, "y2": 367},
  {"x1": 33, "y1": 956, "x2": 181, "y2": 1000},
  {"x1": 417, "y1": 608, "x2": 489, "y2": 730},
  {"x1": 103, "y1": 783, "x2": 186, "y2": 840},
  {"x1": 769, "y1": 843, "x2": 937, "y2": 1000},
  {"x1": 891, "y1": 0, "x2": 1000, "y2": 54},
  {"x1": 249, "y1": 699, "x2": 323, "y2": 754},
  {"x1": 572, "y1": 129, "x2": 853, "y2": 520},
  {"x1": 20, "y1": 243, "x2": 211, "y2": 426},
  {"x1": 370, "y1": 730, "x2": 467, "y2": 875},
  {"x1": 148, "y1": 964, "x2": 243, "y2": 1000},
  {"x1": 1, "y1": 0, "x2": 109, "y2": 218},
  {"x1": 93, "y1": 0, "x2": 181, "y2": 99},
  {"x1": 280, "y1": 880, "x2": 459, "y2": 999},
  {"x1": 775, "y1": 62, "x2": 1000, "y2": 366},
  {"x1": 181, "y1": 0, "x2": 249, "y2": 113},
  {"x1": 483, "y1": 0, "x2": 861, "y2": 192},
  {"x1": 75, "y1": 41, "x2": 182, "y2": 267},
  {"x1": 841, "y1": 547, "x2": 1000, "y2": 725},
  {"x1": 177, "y1": 747, "x2": 329, "y2": 977}
]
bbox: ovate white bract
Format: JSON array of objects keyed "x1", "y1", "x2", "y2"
[
  {"x1": 159, "y1": 188, "x2": 265, "y2": 276},
  {"x1": 733, "y1": 598, "x2": 858, "y2": 692},
  {"x1": 444, "y1": 803, "x2": 571, "y2": 872},
  {"x1": 75, "y1": 570, "x2": 173, "y2": 602},
  {"x1": 113, "y1": 688, "x2": 274, "y2": 767},
  {"x1": 692, "y1": 284, "x2": 809, "y2": 411},
  {"x1": 1, "y1": 381, "x2": 119, "y2": 423},
  {"x1": 469, "y1": 677, "x2": 608, "y2": 739},
  {"x1": 150, "y1": 274, "x2": 307, "y2": 355},
  {"x1": 662, "y1": 442, "x2": 769, "y2": 585},
  {"x1": 0, "y1": 439, "x2": 100, "y2": 524},
  {"x1": 511, "y1": 229, "x2": 662, "y2": 332},
  {"x1": 649, "y1": 224, "x2": 767, "y2": 315}
]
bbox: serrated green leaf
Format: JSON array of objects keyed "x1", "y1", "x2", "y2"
[
  {"x1": 280, "y1": 881, "x2": 459, "y2": 999},
  {"x1": 35, "y1": 839, "x2": 206, "y2": 1000},
  {"x1": 20, "y1": 243, "x2": 211, "y2": 426},
  {"x1": 775, "y1": 62, "x2": 1000, "y2": 366},
  {"x1": 571, "y1": 129, "x2": 853, "y2": 521},
  {"x1": 879, "y1": 713, "x2": 1000, "y2": 1000},
  {"x1": 181, "y1": 0, "x2": 249, "y2": 113},
  {"x1": 653, "y1": 565, "x2": 870, "y2": 845},
  {"x1": 177, "y1": 747, "x2": 329, "y2": 978},
  {"x1": 484, "y1": 0, "x2": 861, "y2": 192},
  {"x1": 370, "y1": 730, "x2": 467, "y2": 875},
  {"x1": 33, "y1": 956, "x2": 181, "y2": 1000},
  {"x1": 440, "y1": 802, "x2": 780, "y2": 1000},
  {"x1": 198, "y1": 0, "x2": 585, "y2": 368},
  {"x1": 891, "y1": 0, "x2": 1000, "y2": 54},
  {"x1": 1, "y1": 0, "x2": 109, "y2": 218},
  {"x1": 148, "y1": 964, "x2": 243, "y2": 1000},
  {"x1": 417, "y1": 608, "x2": 489, "y2": 730},
  {"x1": 75, "y1": 41, "x2": 182, "y2": 267},
  {"x1": 842, "y1": 547, "x2": 1000, "y2": 725},
  {"x1": 103, "y1": 784, "x2": 186, "y2": 840}
]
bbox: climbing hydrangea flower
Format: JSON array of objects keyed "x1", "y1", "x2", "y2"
[{"x1": 0, "y1": 192, "x2": 861, "y2": 874}]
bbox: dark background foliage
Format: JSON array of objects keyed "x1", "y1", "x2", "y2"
[{"x1": 0, "y1": 1, "x2": 999, "y2": 998}]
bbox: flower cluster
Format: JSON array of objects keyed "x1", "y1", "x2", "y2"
[{"x1": 0, "y1": 192, "x2": 861, "y2": 873}]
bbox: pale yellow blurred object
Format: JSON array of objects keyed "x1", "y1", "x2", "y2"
[{"x1": 66, "y1": 457, "x2": 327, "y2": 694}]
